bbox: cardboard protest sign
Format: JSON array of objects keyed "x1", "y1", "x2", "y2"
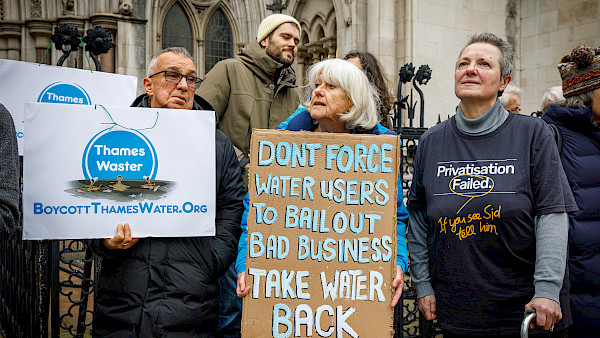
[
  {"x1": 242, "y1": 129, "x2": 400, "y2": 338},
  {"x1": 22, "y1": 103, "x2": 215, "y2": 240},
  {"x1": 0, "y1": 58, "x2": 137, "y2": 155}
]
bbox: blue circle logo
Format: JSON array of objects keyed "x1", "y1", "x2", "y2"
[
  {"x1": 82, "y1": 129, "x2": 158, "y2": 180},
  {"x1": 37, "y1": 82, "x2": 91, "y2": 105}
]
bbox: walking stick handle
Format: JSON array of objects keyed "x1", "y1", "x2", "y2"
[{"x1": 520, "y1": 309, "x2": 536, "y2": 338}]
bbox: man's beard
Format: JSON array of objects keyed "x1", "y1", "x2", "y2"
[{"x1": 266, "y1": 44, "x2": 295, "y2": 67}]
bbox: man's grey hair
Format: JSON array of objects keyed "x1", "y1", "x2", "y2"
[
  {"x1": 541, "y1": 86, "x2": 565, "y2": 111},
  {"x1": 147, "y1": 47, "x2": 194, "y2": 76},
  {"x1": 303, "y1": 58, "x2": 380, "y2": 130},
  {"x1": 459, "y1": 32, "x2": 514, "y2": 78},
  {"x1": 499, "y1": 84, "x2": 522, "y2": 107},
  {"x1": 562, "y1": 91, "x2": 594, "y2": 109}
]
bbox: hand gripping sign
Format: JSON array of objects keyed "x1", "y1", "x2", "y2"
[
  {"x1": 242, "y1": 130, "x2": 400, "y2": 338},
  {"x1": 0, "y1": 59, "x2": 137, "y2": 154},
  {"x1": 22, "y1": 103, "x2": 215, "y2": 240}
]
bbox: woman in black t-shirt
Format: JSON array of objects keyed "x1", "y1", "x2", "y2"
[{"x1": 406, "y1": 33, "x2": 577, "y2": 336}]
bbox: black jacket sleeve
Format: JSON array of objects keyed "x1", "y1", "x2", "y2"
[
  {"x1": 0, "y1": 104, "x2": 20, "y2": 241},
  {"x1": 212, "y1": 130, "x2": 245, "y2": 277}
]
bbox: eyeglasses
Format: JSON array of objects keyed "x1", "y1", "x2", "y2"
[{"x1": 149, "y1": 70, "x2": 202, "y2": 89}]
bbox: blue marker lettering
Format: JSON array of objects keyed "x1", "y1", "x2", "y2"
[
  {"x1": 381, "y1": 143, "x2": 394, "y2": 173},
  {"x1": 258, "y1": 141, "x2": 274, "y2": 166},
  {"x1": 336, "y1": 145, "x2": 353, "y2": 173},
  {"x1": 249, "y1": 232, "x2": 265, "y2": 258},
  {"x1": 276, "y1": 141, "x2": 291, "y2": 166},
  {"x1": 325, "y1": 145, "x2": 340, "y2": 170}
]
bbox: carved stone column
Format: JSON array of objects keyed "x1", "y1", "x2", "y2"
[
  {"x1": 0, "y1": 22, "x2": 22, "y2": 60},
  {"x1": 322, "y1": 37, "x2": 337, "y2": 59},
  {"x1": 296, "y1": 46, "x2": 309, "y2": 88},
  {"x1": 307, "y1": 43, "x2": 322, "y2": 64},
  {"x1": 26, "y1": 19, "x2": 53, "y2": 64},
  {"x1": 0, "y1": 38, "x2": 6, "y2": 59}
]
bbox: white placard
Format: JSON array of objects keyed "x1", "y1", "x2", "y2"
[
  {"x1": 23, "y1": 103, "x2": 216, "y2": 240},
  {"x1": 0, "y1": 59, "x2": 138, "y2": 155}
]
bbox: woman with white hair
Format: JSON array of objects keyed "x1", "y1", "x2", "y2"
[
  {"x1": 281, "y1": 58, "x2": 383, "y2": 132},
  {"x1": 541, "y1": 86, "x2": 565, "y2": 112},
  {"x1": 234, "y1": 58, "x2": 409, "y2": 307}
]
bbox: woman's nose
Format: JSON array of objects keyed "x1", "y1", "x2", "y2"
[
  {"x1": 465, "y1": 62, "x2": 476, "y2": 73},
  {"x1": 314, "y1": 84, "x2": 324, "y2": 95}
]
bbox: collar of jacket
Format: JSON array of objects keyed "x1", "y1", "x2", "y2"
[
  {"x1": 283, "y1": 107, "x2": 392, "y2": 135},
  {"x1": 543, "y1": 104, "x2": 600, "y2": 136},
  {"x1": 130, "y1": 93, "x2": 219, "y2": 124},
  {"x1": 237, "y1": 41, "x2": 297, "y2": 87}
]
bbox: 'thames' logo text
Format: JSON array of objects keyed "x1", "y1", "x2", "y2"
[
  {"x1": 82, "y1": 129, "x2": 158, "y2": 180},
  {"x1": 37, "y1": 82, "x2": 91, "y2": 105},
  {"x1": 71, "y1": 129, "x2": 170, "y2": 202}
]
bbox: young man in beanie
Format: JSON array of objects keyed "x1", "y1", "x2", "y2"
[
  {"x1": 197, "y1": 14, "x2": 301, "y2": 338},
  {"x1": 198, "y1": 14, "x2": 301, "y2": 187},
  {"x1": 542, "y1": 44, "x2": 600, "y2": 338}
]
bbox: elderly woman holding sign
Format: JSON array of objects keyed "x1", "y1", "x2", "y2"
[
  {"x1": 406, "y1": 32, "x2": 578, "y2": 336},
  {"x1": 235, "y1": 58, "x2": 409, "y2": 307}
]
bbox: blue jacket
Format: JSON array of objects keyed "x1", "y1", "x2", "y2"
[
  {"x1": 542, "y1": 104, "x2": 600, "y2": 336},
  {"x1": 236, "y1": 107, "x2": 410, "y2": 274}
]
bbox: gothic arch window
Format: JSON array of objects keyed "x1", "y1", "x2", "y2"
[
  {"x1": 301, "y1": 32, "x2": 309, "y2": 45},
  {"x1": 204, "y1": 9, "x2": 233, "y2": 73},
  {"x1": 316, "y1": 25, "x2": 325, "y2": 40},
  {"x1": 162, "y1": 2, "x2": 194, "y2": 55}
]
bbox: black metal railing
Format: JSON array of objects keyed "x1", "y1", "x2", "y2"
[
  {"x1": 0, "y1": 228, "x2": 50, "y2": 337},
  {"x1": 0, "y1": 24, "x2": 110, "y2": 338},
  {"x1": 392, "y1": 62, "x2": 442, "y2": 338},
  {"x1": 53, "y1": 241, "x2": 97, "y2": 337}
]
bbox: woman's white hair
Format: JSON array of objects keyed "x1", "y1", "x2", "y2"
[
  {"x1": 499, "y1": 84, "x2": 521, "y2": 107},
  {"x1": 541, "y1": 86, "x2": 565, "y2": 110},
  {"x1": 303, "y1": 58, "x2": 381, "y2": 130}
]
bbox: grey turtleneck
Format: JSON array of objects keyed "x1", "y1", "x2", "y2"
[
  {"x1": 454, "y1": 99, "x2": 508, "y2": 135},
  {"x1": 407, "y1": 99, "x2": 567, "y2": 304}
]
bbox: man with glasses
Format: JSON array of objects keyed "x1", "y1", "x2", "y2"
[
  {"x1": 197, "y1": 14, "x2": 301, "y2": 338},
  {"x1": 89, "y1": 47, "x2": 245, "y2": 337},
  {"x1": 133, "y1": 47, "x2": 204, "y2": 110}
]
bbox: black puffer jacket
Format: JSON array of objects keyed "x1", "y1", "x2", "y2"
[
  {"x1": 89, "y1": 94, "x2": 245, "y2": 337},
  {"x1": 543, "y1": 104, "x2": 600, "y2": 337}
]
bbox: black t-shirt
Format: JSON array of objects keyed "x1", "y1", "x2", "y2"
[{"x1": 408, "y1": 113, "x2": 577, "y2": 334}]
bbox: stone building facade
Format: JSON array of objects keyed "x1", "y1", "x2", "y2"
[{"x1": 1, "y1": 0, "x2": 598, "y2": 125}]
